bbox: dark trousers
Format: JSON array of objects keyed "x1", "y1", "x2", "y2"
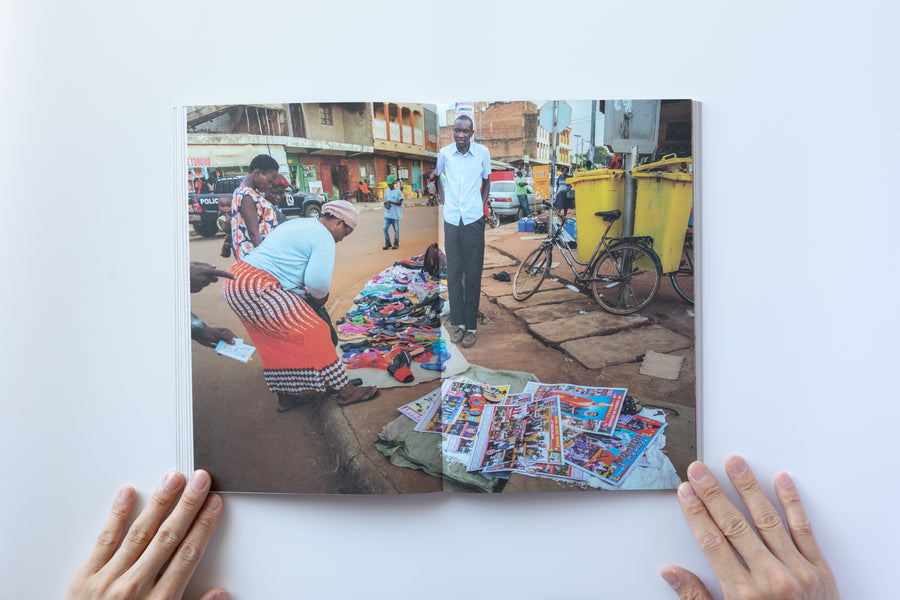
[{"x1": 444, "y1": 217, "x2": 485, "y2": 331}]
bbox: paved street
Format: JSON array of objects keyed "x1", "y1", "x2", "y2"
[{"x1": 189, "y1": 201, "x2": 696, "y2": 494}]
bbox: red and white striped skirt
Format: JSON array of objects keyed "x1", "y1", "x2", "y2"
[{"x1": 222, "y1": 261, "x2": 350, "y2": 394}]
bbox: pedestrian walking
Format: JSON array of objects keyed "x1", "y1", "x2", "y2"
[
  {"x1": 434, "y1": 115, "x2": 491, "y2": 349},
  {"x1": 515, "y1": 169, "x2": 531, "y2": 217},
  {"x1": 382, "y1": 174, "x2": 402, "y2": 250}
]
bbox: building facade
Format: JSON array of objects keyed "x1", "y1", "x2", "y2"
[{"x1": 186, "y1": 102, "x2": 438, "y2": 199}]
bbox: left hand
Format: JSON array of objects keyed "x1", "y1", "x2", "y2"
[
  {"x1": 661, "y1": 456, "x2": 841, "y2": 600},
  {"x1": 66, "y1": 470, "x2": 226, "y2": 600},
  {"x1": 195, "y1": 327, "x2": 236, "y2": 348}
]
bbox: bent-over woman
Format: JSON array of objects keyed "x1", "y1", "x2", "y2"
[{"x1": 222, "y1": 200, "x2": 379, "y2": 411}]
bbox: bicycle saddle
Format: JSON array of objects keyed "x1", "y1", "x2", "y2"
[{"x1": 594, "y1": 210, "x2": 622, "y2": 222}]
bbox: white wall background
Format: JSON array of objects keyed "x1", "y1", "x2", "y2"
[{"x1": 2, "y1": 1, "x2": 898, "y2": 598}]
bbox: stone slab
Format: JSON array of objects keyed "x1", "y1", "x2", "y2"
[
  {"x1": 495, "y1": 286, "x2": 579, "y2": 310},
  {"x1": 527, "y1": 312, "x2": 650, "y2": 343},
  {"x1": 513, "y1": 297, "x2": 602, "y2": 323},
  {"x1": 480, "y1": 269, "x2": 517, "y2": 298},
  {"x1": 483, "y1": 250, "x2": 517, "y2": 269},
  {"x1": 561, "y1": 325, "x2": 693, "y2": 370}
]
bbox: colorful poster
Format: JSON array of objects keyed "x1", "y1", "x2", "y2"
[
  {"x1": 468, "y1": 396, "x2": 563, "y2": 472},
  {"x1": 562, "y1": 414, "x2": 665, "y2": 486},
  {"x1": 524, "y1": 383, "x2": 626, "y2": 433},
  {"x1": 415, "y1": 379, "x2": 510, "y2": 440}
]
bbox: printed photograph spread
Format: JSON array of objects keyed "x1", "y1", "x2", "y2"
[{"x1": 179, "y1": 99, "x2": 697, "y2": 494}]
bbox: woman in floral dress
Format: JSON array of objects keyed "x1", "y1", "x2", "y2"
[{"x1": 231, "y1": 154, "x2": 279, "y2": 261}]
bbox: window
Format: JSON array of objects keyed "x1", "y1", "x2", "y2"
[{"x1": 319, "y1": 105, "x2": 333, "y2": 126}]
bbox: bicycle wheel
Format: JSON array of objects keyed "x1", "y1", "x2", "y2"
[
  {"x1": 591, "y1": 243, "x2": 661, "y2": 314},
  {"x1": 513, "y1": 244, "x2": 551, "y2": 300},
  {"x1": 669, "y1": 238, "x2": 694, "y2": 305}
]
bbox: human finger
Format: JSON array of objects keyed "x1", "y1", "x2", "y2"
[
  {"x1": 688, "y1": 461, "x2": 773, "y2": 564},
  {"x1": 196, "y1": 589, "x2": 229, "y2": 600},
  {"x1": 77, "y1": 485, "x2": 137, "y2": 576},
  {"x1": 130, "y1": 470, "x2": 212, "y2": 579},
  {"x1": 676, "y1": 479, "x2": 747, "y2": 580},
  {"x1": 104, "y1": 471, "x2": 185, "y2": 574},
  {"x1": 775, "y1": 473, "x2": 829, "y2": 567},
  {"x1": 723, "y1": 455, "x2": 798, "y2": 561},
  {"x1": 207, "y1": 269, "x2": 233, "y2": 280},
  {"x1": 660, "y1": 566, "x2": 715, "y2": 600},
  {"x1": 154, "y1": 493, "x2": 224, "y2": 599}
]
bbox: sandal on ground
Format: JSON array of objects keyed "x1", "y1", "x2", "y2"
[
  {"x1": 420, "y1": 361, "x2": 446, "y2": 372},
  {"x1": 326, "y1": 378, "x2": 363, "y2": 394},
  {"x1": 336, "y1": 385, "x2": 380, "y2": 406}
]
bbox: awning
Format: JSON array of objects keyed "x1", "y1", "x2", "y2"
[{"x1": 187, "y1": 144, "x2": 287, "y2": 170}]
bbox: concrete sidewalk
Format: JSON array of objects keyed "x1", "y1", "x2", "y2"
[{"x1": 308, "y1": 217, "x2": 697, "y2": 494}]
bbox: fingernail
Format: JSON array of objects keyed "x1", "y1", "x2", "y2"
[
  {"x1": 116, "y1": 486, "x2": 135, "y2": 503},
  {"x1": 190, "y1": 470, "x2": 211, "y2": 492},
  {"x1": 726, "y1": 456, "x2": 748, "y2": 477},
  {"x1": 163, "y1": 472, "x2": 182, "y2": 492},
  {"x1": 206, "y1": 494, "x2": 223, "y2": 512},
  {"x1": 678, "y1": 481, "x2": 696, "y2": 500},
  {"x1": 689, "y1": 461, "x2": 710, "y2": 482},
  {"x1": 661, "y1": 569, "x2": 680, "y2": 589},
  {"x1": 214, "y1": 590, "x2": 229, "y2": 600},
  {"x1": 776, "y1": 473, "x2": 795, "y2": 489}
]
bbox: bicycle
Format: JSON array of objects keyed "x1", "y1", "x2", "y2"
[
  {"x1": 486, "y1": 200, "x2": 500, "y2": 229},
  {"x1": 669, "y1": 229, "x2": 694, "y2": 305},
  {"x1": 513, "y1": 202, "x2": 662, "y2": 315}
]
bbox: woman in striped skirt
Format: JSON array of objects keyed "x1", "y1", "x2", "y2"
[{"x1": 223, "y1": 200, "x2": 379, "y2": 412}]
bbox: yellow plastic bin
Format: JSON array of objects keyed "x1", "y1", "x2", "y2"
[
  {"x1": 569, "y1": 169, "x2": 627, "y2": 263},
  {"x1": 631, "y1": 155, "x2": 693, "y2": 273}
]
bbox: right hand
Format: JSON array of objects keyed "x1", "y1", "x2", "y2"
[
  {"x1": 661, "y1": 456, "x2": 840, "y2": 599},
  {"x1": 195, "y1": 327, "x2": 236, "y2": 348},
  {"x1": 66, "y1": 470, "x2": 226, "y2": 600}
]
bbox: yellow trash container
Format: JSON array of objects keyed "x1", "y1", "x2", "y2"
[
  {"x1": 631, "y1": 155, "x2": 693, "y2": 273},
  {"x1": 569, "y1": 169, "x2": 627, "y2": 263}
]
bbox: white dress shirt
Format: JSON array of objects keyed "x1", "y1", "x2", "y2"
[{"x1": 435, "y1": 141, "x2": 491, "y2": 226}]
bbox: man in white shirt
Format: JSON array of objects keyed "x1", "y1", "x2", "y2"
[{"x1": 434, "y1": 115, "x2": 491, "y2": 348}]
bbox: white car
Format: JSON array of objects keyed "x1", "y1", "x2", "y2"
[{"x1": 488, "y1": 180, "x2": 536, "y2": 220}]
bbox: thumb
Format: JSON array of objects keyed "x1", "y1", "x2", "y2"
[
  {"x1": 196, "y1": 588, "x2": 228, "y2": 600},
  {"x1": 660, "y1": 567, "x2": 715, "y2": 600}
]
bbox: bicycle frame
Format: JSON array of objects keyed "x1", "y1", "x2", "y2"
[{"x1": 540, "y1": 205, "x2": 620, "y2": 283}]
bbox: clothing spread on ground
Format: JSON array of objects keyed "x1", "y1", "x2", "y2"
[{"x1": 336, "y1": 255, "x2": 452, "y2": 382}]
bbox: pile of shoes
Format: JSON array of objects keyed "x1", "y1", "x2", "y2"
[{"x1": 336, "y1": 263, "x2": 452, "y2": 382}]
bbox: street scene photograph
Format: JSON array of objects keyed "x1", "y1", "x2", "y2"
[{"x1": 184, "y1": 99, "x2": 696, "y2": 494}]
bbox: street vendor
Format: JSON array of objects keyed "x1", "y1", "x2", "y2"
[{"x1": 222, "y1": 200, "x2": 379, "y2": 411}]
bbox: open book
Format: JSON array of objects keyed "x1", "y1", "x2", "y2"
[{"x1": 176, "y1": 99, "x2": 698, "y2": 494}]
